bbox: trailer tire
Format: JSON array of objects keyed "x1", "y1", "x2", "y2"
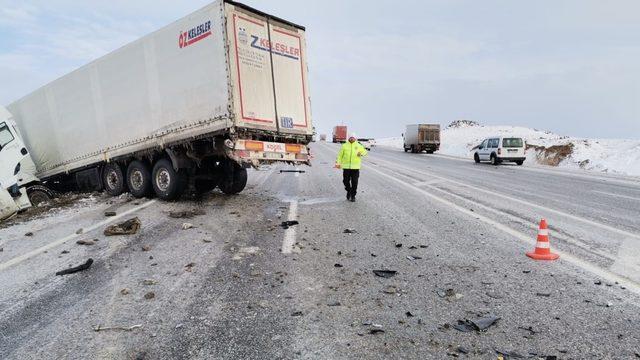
[
  {"x1": 219, "y1": 165, "x2": 247, "y2": 195},
  {"x1": 152, "y1": 159, "x2": 187, "y2": 200},
  {"x1": 27, "y1": 185, "x2": 55, "y2": 206},
  {"x1": 102, "y1": 163, "x2": 127, "y2": 196},
  {"x1": 127, "y1": 160, "x2": 153, "y2": 198}
]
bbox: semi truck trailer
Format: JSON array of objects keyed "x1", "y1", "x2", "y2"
[
  {"x1": 403, "y1": 124, "x2": 440, "y2": 153},
  {"x1": 332, "y1": 126, "x2": 347, "y2": 143},
  {"x1": 0, "y1": 0, "x2": 313, "y2": 220}
]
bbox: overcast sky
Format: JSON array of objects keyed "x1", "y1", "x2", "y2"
[{"x1": 1, "y1": 0, "x2": 638, "y2": 139}]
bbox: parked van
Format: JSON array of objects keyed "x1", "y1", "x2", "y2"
[{"x1": 474, "y1": 137, "x2": 526, "y2": 165}]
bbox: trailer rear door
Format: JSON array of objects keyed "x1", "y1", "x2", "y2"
[{"x1": 226, "y1": 3, "x2": 312, "y2": 135}]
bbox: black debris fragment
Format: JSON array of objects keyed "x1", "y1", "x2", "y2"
[
  {"x1": 343, "y1": 229, "x2": 357, "y2": 234},
  {"x1": 168, "y1": 209, "x2": 205, "y2": 219},
  {"x1": 334, "y1": 263, "x2": 343, "y2": 268},
  {"x1": 281, "y1": 220, "x2": 299, "y2": 229},
  {"x1": 408, "y1": 246, "x2": 418, "y2": 249},
  {"x1": 594, "y1": 280, "x2": 602, "y2": 285},
  {"x1": 327, "y1": 301, "x2": 341, "y2": 307},
  {"x1": 457, "y1": 347, "x2": 469, "y2": 354},
  {"x1": 406, "y1": 255, "x2": 422, "y2": 261},
  {"x1": 395, "y1": 243, "x2": 403, "y2": 248},
  {"x1": 373, "y1": 270, "x2": 397, "y2": 278},
  {"x1": 368, "y1": 329, "x2": 385, "y2": 335},
  {"x1": 24, "y1": 232, "x2": 34, "y2": 237},
  {"x1": 453, "y1": 316, "x2": 500, "y2": 332},
  {"x1": 536, "y1": 292, "x2": 551, "y2": 297},
  {"x1": 56, "y1": 258, "x2": 93, "y2": 276},
  {"x1": 291, "y1": 311, "x2": 303, "y2": 317},
  {"x1": 405, "y1": 311, "x2": 414, "y2": 317},
  {"x1": 104, "y1": 211, "x2": 117, "y2": 217}
]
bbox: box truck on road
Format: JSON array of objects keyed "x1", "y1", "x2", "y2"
[
  {"x1": 332, "y1": 126, "x2": 347, "y2": 143},
  {"x1": 403, "y1": 124, "x2": 440, "y2": 153},
  {"x1": 0, "y1": 0, "x2": 312, "y2": 220}
]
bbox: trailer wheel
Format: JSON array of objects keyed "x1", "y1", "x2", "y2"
[
  {"x1": 102, "y1": 163, "x2": 127, "y2": 196},
  {"x1": 27, "y1": 185, "x2": 55, "y2": 206},
  {"x1": 127, "y1": 160, "x2": 153, "y2": 198},
  {"x1": 219, "y1": 163, "x2": 248, "y2": 195},
  {"x1": 152, "y1": 159, "x2": 187, "y2": 200}
]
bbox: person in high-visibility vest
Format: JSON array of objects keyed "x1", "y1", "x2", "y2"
[{"x1": 335, "y1": 133, "x2": 368, "y2": 202}]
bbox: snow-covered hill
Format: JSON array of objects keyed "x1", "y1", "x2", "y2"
[{"x1": 376, "y1": 121, "x2": 640, "y2": 176}]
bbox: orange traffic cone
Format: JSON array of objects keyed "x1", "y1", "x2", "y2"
[{"x1": 526, "y1": 219, "x2": 559, "y2": 260}]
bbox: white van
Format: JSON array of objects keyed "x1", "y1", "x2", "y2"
[{"x1": 474, "y1": 137, "x2": 526, "y2": 165}]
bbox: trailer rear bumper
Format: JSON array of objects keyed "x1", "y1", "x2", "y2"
[{"x1": 230, "y1": 139, "x2": 311, "y2": 165}]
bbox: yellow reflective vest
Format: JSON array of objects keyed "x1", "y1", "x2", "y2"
[{"x1": 336, "y1": 141, "x2": 368, "y2": 170}]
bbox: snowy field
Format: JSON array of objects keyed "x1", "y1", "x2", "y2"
[{"x1": 377, "y1": 121, "x2": 640, "y2": 176}]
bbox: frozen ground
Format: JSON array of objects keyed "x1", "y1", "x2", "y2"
[{"x1": 377, "y1": 121, "x2": 640, "y2": 176}]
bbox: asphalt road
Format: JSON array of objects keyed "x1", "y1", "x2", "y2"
[{"x1": 0, "y1": 142, "x2": 639, "y2": 359}]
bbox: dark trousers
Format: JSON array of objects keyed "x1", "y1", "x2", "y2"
[{"x1": 343, "y1": 169, "x2": 360, "y2": 198}]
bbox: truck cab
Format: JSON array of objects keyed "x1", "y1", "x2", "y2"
[{"x1": 0, "y1": 106, "x2": 37, "y2": 220}]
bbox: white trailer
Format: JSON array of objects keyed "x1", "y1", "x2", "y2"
[{"x1": 0, "y1": 0, "x2": 313, "y2": 219}]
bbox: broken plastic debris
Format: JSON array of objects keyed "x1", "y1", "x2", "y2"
[
  {"x1": 281, "y1": 220, "x2": 299, "y2": 229},
  {"x1": 373, "y1": 270, "x2": 397, "y2": 278},
  {"x1": 104, "y1": 217, "x2": 140, "y2": 236},
  {"x1": 453, "y1": 316, "x2": 500, "y2": 332},
  {"x1": 104, "y1": 211, "x2": 117, "y2": 217},
  {"x1": 343, "y1": 228, "x2": 357, "y2": 234},
  {"x1": 55, "y1": 258, "x2": 94, "y2": 276},
  {"x1": 181, "y1": 223, "x2": 194, "y2": 230},
  {"x1": 76, "y1": 239, "x2": 96, "y2": 246},
  {"x1": 406, "y1": 255, "x2": 422, "y2": 260}
]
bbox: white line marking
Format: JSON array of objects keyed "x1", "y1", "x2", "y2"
[
  {"x1": 371, "y1": 157, "x2": 640, "y2": 240},
  {"x1": 0, "y1": 200, "x2": 157, "y2": 272},
  {"x1": 281, "y1": 200, "x2": 298, "y2": 254},
  {"x1": 366, "y1": 164, "x2": 640, "y2": 295},
  {"x1": 592, "y1": 190, "x2": 640, "y2": 202}
]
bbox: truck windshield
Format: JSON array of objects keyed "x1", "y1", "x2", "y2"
[
  {"x1": 0, "y1": 122, "x2": 15, "y2": 150},
  {"x1": 502, "y1": 138, "x2": 523, "y2": 148}
]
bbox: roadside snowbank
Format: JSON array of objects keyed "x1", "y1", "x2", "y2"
[{"x1": 376, "y1": 122, "x2": 640, "y2": 176}]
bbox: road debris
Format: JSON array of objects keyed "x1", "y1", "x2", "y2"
[
  {"x1": 120, "y1": 288, "x2": 131, "y2": 295},
  {"x1": 93, "y1": 324, "x2": 142, "y2": 332},
  {"x1": 281, "y1": 220, "x2": 299, "y2": 229},
  {"x1": 334, "y1": 263, "x2": 343, "y2": 268},
  {"x1": 327, "y1": 301, "x2": 341, "y2": 307},
  {"x1": 24, "y1": 232, "x2": 33, "y2": 237},
  {"x1": 368, "y1": 329, "x2": 385, "y2": 335},
  {"x1": 181, "y1": 223, "x2": 194, "y2": 230},
  {"x1": 141, "y1": 244, "x2": 152, "y2": 251},
  {"x1": 61, "y1": 250, "x2": 69, "y2": 254},
  {"x1": 395, "y1": 243, "x2": 403, "y2": 248},
  {"x1": 291, "y1": 311, "x2": 303, "y2": 317},
  {"x1": 373, "y1": 270, "x2": 397, "y2": 278},
  {"x1": 184, "y1": 262, "x2": 196, "y2": 272},
  {"x1": 168, "y1": 209, "x2": 205, "y2": 218},
  {"x1": 343, "y1": 229, "x2": 357, "y2": 234},
  {"x1": 55, "y1": 258, "x2": 94, "y2": 276},
  {"x1": 76, "y1": 239, "x2": 96, "y2": 246},
  {"x1": 144, "y1": 291, "x2": 155, "y2": 300},
  {"x1": 405, "y1": 311, "x2": 414, "y2": 317},
  {"x1": 383, "y1": 286, "x2": 397, "y2": 294},
  {"x1": 536, "y1": 292, "x2": 551, "y2": 297},
  {"x1": 453, "y1": 315, "x2": 500, "y2": 332},
  {"x1": 104, "y1": 217, "x2": 140, "y2": 236},
  {"x1": 75, "y1": 229, "x2": 83, "y2": 234},
  {"x1": 142, "y1": 279, "x2": 157, "y2": 285},
  {"x1": 406, "y1": 255, "x2": 422, "y2": 260},
  {"x1": 104, "y1": 211, "x2": 117, "y2": 217},
  {"x1": 437, "y1": 288, "x2": 463, "y2": 301}
]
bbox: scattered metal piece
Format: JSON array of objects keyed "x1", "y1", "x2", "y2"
[
  {"x1": 93, "y1": 324, "x2": 142, "y2": 332},
  {"x1": 104, "y1": 218, "x2": 140, "y2": 236},
  {"x1": 406, "y1": 255, "x2": 422, "y2": 260},
  {"x1": 76, "y1": 239, "x2": 96, "y2": 246},
  {"x1": 55, "y1": 258, "x2": 93, "y2": 276},
  {"x1": 343, "y1": 229, "x2": 357, "y2": 234},
  {"x1": 104, "y1": 211, "x2": 117, "y2": 217},
  {"x1": 334, "y1": 263, "x2": 343, "y2": 268},
  {"x1": 373, "y1": 270, "x2": 397, "y2": 278}
]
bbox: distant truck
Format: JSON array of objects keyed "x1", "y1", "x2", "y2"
[
  {"x1": 332, "y1": 126, "x2": 347, "y2": 143},
  {"x1": 403, "y1": 124, "x2": 440, "y2": 153},
  {"x1": 0, "y1": 0, "x2": 313, "y2": 220},
  {"x1": 319, "y1": 134, "x2": 327, "y2": 141}
]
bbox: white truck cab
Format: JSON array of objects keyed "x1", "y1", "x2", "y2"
[
  {"x1": 0, "y1": 106, "x2": 38, "y2": 220},
  {"x1": 474, "y1": 136, "x2": 526, "y2": 165}
]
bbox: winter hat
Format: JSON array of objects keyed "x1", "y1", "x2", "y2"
[{"x1": 349, "y1": 132, "x2": 357, "y2": 139}]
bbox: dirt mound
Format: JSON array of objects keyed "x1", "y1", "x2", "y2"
[
  {"x1": 527, "y1": 143, "x2": 574, "y2": 166},
  {"x1": 448, "y1": 120, "x2": 480, "y2": 128}
]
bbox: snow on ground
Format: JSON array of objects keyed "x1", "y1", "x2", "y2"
[{"x1": 376, "y1": 121, "x2": 640, "y2": 176}]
